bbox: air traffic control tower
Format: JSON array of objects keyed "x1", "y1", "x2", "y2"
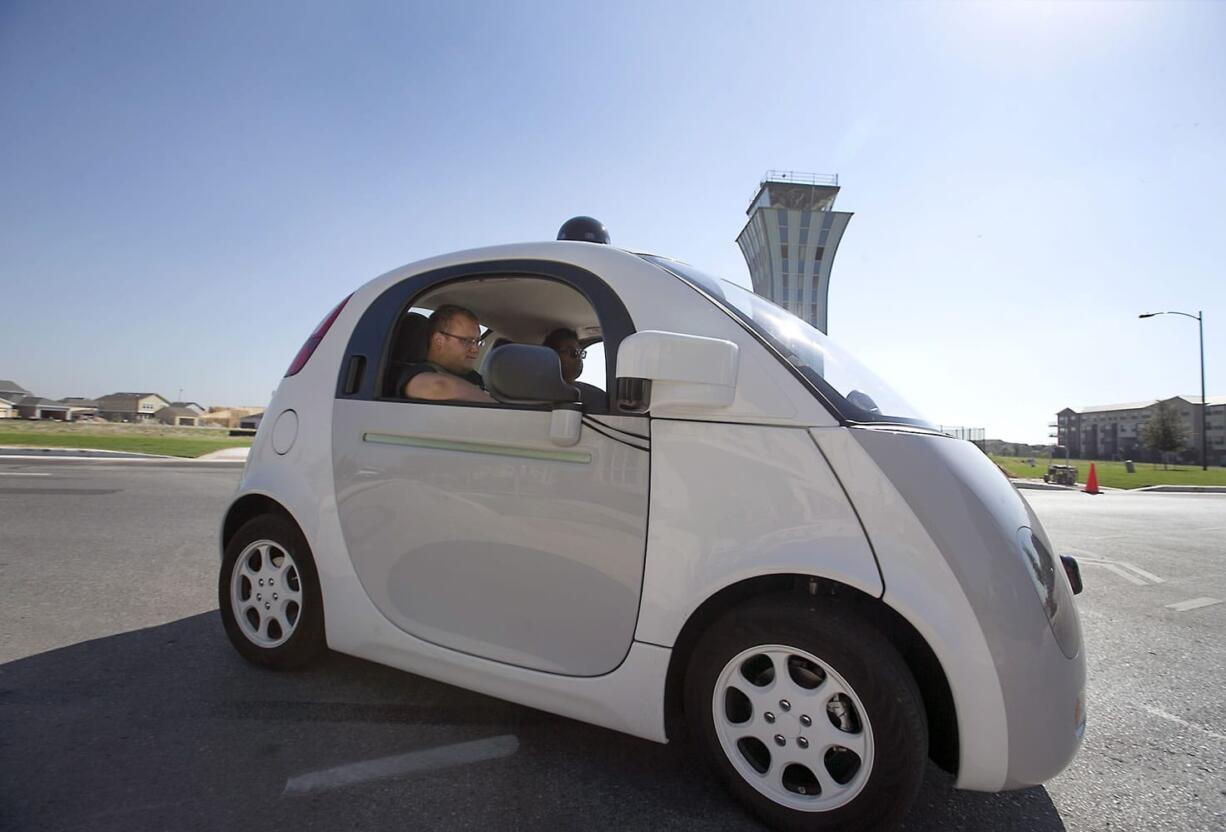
[{"x1": 736, "y1": 171, "x2": 852, "y2": 333}]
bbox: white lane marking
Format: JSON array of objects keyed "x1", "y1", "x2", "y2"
[
  {"x1": 1116, "y1": 563, "x2": 1166, "y2": 584},
  {"x1": 1143, "y1": 706, "x2": 1226, "y2": 742},
  {"x1": 1074, "y1": 556, "x2": 1165, "y2": 584},
  {"x1": 1080, "y1": 561, "x2": 1148, "y2": 586},
  {"x1": 284, "y1": 734, "x2": 519, "y2": 795},
  {"x1": 0, "y1": 472, "x2": 51, "y2": 477},
  {"x1": 1165, "y1": 597, "x2": 1223, "y2": 613}
]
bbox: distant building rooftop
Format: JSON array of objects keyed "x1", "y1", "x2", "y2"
[
  {"x1": 763, "y1": 170, "x2": 838, "y2": 187},
  {"x1": 1079, "y1": 400, "x2": 1158, "y2": 413},
  {"x1": 17, "y1": 396, "x2": 69, "y2": 410},
  {"x1": 746, "y1": 170, "x2": 841, "y2": 214},
  {"x1": 1073, "y1": 394, "x2": 1226, "y2": 413}
]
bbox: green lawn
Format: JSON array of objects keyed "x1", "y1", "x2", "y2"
[
  {"x1": 992, "y1": 456, "x2": 1226, "y2": 490},
  {"x1": 0, "y1": 421, "x2": 252, "y2": 459}
]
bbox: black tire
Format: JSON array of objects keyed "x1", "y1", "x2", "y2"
[
  {"x1": 219, "y1": 514, "x2": 326, "y2": 669},
  {"x1": 684, "y1": 594, "x2": 927, "y2": 832}
]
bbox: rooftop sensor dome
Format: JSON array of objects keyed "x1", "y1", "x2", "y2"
[{"x1": 557, "y1": 216, "x2": 610, "y2": 244}]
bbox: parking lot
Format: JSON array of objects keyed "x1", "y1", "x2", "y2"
[{"x1": 1, "y1": 460, "x2": 1223, "y2": 831}]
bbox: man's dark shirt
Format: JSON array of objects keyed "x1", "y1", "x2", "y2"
[{"x1": 400, "y1": 361, "x2": 484, "y2": 398}]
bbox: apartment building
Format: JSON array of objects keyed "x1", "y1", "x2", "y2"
[{"x1": 1055, "y1": 395, "x2": 1226, "y2": 464}]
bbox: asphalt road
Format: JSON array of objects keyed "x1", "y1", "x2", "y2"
[{"x1": 0, "y1": 460, "x2": 1222, "y2": 831}]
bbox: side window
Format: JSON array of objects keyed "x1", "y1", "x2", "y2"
[
  {"x1": 578, "y1": 342, "x2": 606, "y2": 391},
  {"x1": 380, "y1": 276, "x2": 611, "y2": 412},
  {"x1": 337, "y1": 259, "x2": 636, "y2": 412}
]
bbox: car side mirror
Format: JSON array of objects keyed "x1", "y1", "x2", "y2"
[
  {"x1": 615, "y1": 330, "x2": 739, "y2": 412},
  {"x1": 484, "y1": 344, "x2": 580, "y2": 406}
]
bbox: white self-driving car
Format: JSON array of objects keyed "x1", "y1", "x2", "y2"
[{"x1": 219, "y1": 223, "x2": 1085, "y2": 832}]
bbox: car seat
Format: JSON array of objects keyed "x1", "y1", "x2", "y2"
[{"x1": 383, "y1": 312, "x2": 432, "y2": 398}]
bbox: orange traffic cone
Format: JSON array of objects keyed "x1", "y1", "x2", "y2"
[{"x1": 1083, "y1": 463, "x2": 1100, "y2": 495}]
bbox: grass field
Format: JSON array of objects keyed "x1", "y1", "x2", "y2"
[
  {"x1": 992, "y1": 455, "x2": 1226, "y2": 489},
  {"x1": 0, "y1": 420, "x2": 253, "y2": 459}
]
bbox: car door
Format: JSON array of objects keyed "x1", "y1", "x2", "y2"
[{"x1": 330, "y1": 261, "x2": 649, "y2": 677}]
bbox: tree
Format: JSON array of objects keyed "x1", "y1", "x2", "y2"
[{"x1": 1139, "y1": 401, "x2": 1189, "y2": 469}]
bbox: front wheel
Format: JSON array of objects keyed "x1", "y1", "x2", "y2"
[
  {"x1": 684, "y1": 596, "x2": 928, "y2": 832},
  {"x1": 219, "y1": 514, "x2": 326, "y2": 669}
]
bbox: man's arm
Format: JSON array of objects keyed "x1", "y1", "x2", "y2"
[{"x1": 405, "y1": 373, "x2": 495, "y2": 403}]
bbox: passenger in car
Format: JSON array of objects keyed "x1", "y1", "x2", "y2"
[
  {"x1": 543, "y1": 328, "x2": 607, "y2": 412},
  {"x1": 402, "y1": 305, "x2": 495, "y2": 403}
]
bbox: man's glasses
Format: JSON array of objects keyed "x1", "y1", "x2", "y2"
[
  {"x1": 556, "y1": 348, "x2": 587, "y2": 359},
  {"x1": 438, "y1": 331, "x2": 482, "y2": 350}
]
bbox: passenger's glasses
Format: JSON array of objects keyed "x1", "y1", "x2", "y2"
[{"x1": 557, "y1": 348, "x2": 587, "y2": 359}]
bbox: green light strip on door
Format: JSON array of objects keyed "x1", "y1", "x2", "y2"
[{"x1": 363, "y1": 432, "x2": 592, "y2": 464}]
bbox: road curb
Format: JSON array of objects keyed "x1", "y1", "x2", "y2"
[
  {"x1": 1010, "y1": 478, "x2": 1226, "y2": 494},
  {"x1": 0, "y1": 452, "x2": 244, "y2": 468},
  {"x1": 1012, "y1": 481, "x2": 1075, "y2": 491}
]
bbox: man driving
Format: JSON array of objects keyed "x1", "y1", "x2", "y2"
[{"x1": 402, "y1": 305, "x2": 495, "y2": 403}]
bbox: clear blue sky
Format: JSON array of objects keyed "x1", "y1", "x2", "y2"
[{"x1": 2, "y1": 1, "x2": 1223, "y2": 443}]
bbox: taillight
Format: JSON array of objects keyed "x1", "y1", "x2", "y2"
[{"x1": 284, "y1": 294, "x2": 353, "y2": 377}]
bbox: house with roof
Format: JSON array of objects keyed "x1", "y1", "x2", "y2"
[
  {"x1": 0, "y1": 380, "x2": 31, "y2": 410},
  {"x1": 155, "y1": 405, "x2": 202, "y2": 427},
  {"x1": 59, "y1": 397, "x2": 101, "y2": 420},
  {"x1": 16, "y1": 396, "x2": 72, "y2": 421},
  {"x1": 0, "y1": 380, "x2": 104, "y2": 421},
  {"x1": 14, "y1": 395, "x2": 99, "y2": 422},
  {"x1": 200, "y1": 407, "x2": 264, "y2": 429},
  {"x1": 97, "y1": 392, "x2": 171, "y2": 423},
  {"x1": 168, "y1": 401, "x2": 206, "y2": 414}
]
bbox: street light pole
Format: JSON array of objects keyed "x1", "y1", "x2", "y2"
[
  {"x1": 1199, "y1": 310, "x2": 1206, "y2": 471},
  {"x1": 1139, "y1": 310, "x2": 1208, "y2": 470}
]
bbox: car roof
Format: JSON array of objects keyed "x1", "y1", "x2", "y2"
[
  {"x1": 362, "y1": 241, "x2": 651, "y2": 295},
  {"x1": 354, "y1": 241, "x2": 676, "y2": 342}
]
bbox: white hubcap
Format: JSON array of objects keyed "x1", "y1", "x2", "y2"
[
  {"x1": 712, "y1": 644, "x2": 874, "y2": 812},
  {"x1": 230, "y1": 539, "x2": 303, "y2": 648}
]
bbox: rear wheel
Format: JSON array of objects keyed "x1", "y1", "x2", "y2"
[
  {"x1": 219, "y1": 514, "x2": 326, "y2": 669},
  {"x1": 684, "y1": 595, "x2": 927, "y2": 832}
]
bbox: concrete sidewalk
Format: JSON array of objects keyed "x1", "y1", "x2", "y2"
[
  {"x1": 1134, "y1": 484, "x2": 1226, "y2": 494},
  {"x1": 195, "y1": 446, "x2": 250, "y2": 461}
]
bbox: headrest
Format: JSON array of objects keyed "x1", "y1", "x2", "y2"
[
  {"x1": 390, "y1": 312, "x2": 432, "y2": 364},
  {"x1": 485, "y1": 344, "x2": 578, "y2": 405}
]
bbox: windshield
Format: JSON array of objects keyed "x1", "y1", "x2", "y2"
[{"x1": 644, "y1": 256, "x2": 932, "y2": 427}]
